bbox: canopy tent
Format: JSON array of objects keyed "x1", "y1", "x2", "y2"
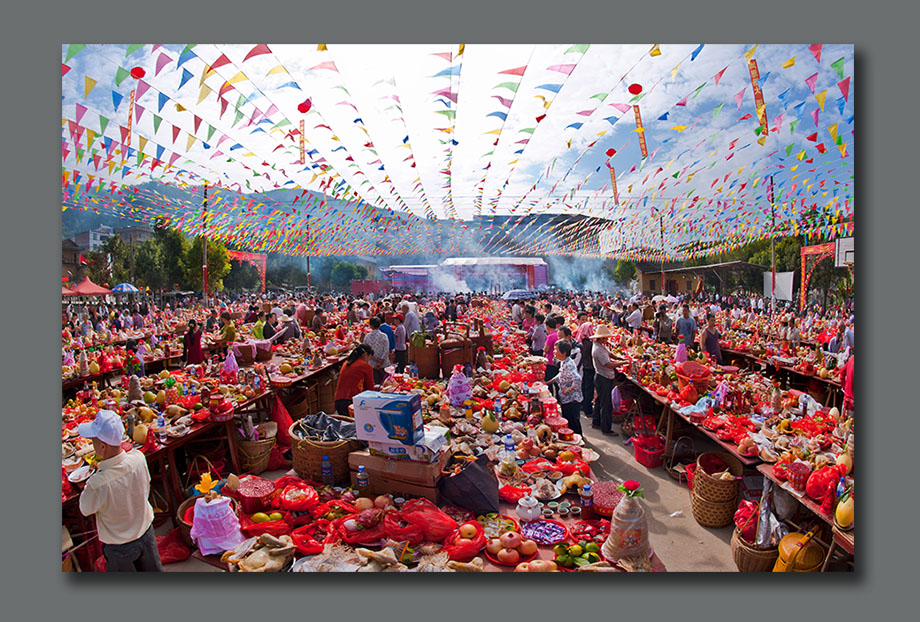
[
  {"x1": 502, "y1": 289, "x2": 535, "y2": 301},
  {"x1": 64, "y1": 277, "x2": 112, "y2": 296},
  {"x1": 112, "y1": 283, "x2": 140, "y2": 293},
  {"x1": 62, "y1": 285, "x2": 73, "y2": 296},
  {"x1": 61, "y1": 44, "x2": 854, "y2": 262}
]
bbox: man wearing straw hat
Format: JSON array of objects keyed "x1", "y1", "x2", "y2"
[{"x1": 590, "y1": 325, "x2": 630, "y2": 435}]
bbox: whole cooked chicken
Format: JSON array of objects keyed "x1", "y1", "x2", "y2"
[{"x1": 231, "y1": 534, "x2": 296, "y2": 572}]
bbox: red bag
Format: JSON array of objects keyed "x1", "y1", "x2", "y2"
[
  {"x1": 499, "y1": 485, "x2": 531, "y2": 504},
  {"x1": 686, "y1": 462, "x2": 697, "y2": 491},
  {"x1": 383, "y1": 511, "x2": 426, "y2": 545},
  {"x1": 331, "y1": 514, "x2": 388, "y2": 546},
  {"x1": 291, "y1": 519, "x2": 335, "y2": 556},
  {"x1": 276, "y1": 483, "x2": 319, "y2": 512},
  {"x1": 442, "y1": 521, "x2": 487, "y2": 562},
  {"x1": 269, "y1": 396, "x2": 294, "y2": 448},
  {"x1": 521, "y1": 458, "x2": 556, "y2": 473},
  {"x1": 312, "y1": 499, "x2": 358, "y2": 521},
  {"x1": 733, "y1": 500, "x2": 759, "y2": 544},
  {"x1": 157, "y1": 528, "x2": 192, "y2": 564},
  {"x1": 679, "y1": 384, "x2": 698, "y2": 404},
  {"x1": 805, "y1": 464, "x2": 845, "y2": 502},
  {"x1": 267, "y1": 445, "x2": 292, "y2": 471},
  {"x1": 678, "y1": 360, "x2": 710, "y2": 379},
  {"x1": 555, "y1": 458, "x2": 591, "y2": 477},
  {"x1": 239, "y1": 510, "x2": 293, "y2": 538},
  {"x1": 400, "y1": 498, "x2": 458, "y2": 543}
]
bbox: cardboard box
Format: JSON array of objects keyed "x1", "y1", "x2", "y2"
[
  {"x1": 366, "y1": 425, "x2": 449, "y2": 463},
  {"x1": 352, "y1": 391, "x2": 424, "y2": 445},
  {"x1": 349, "y1": 471, "x2": 440, "y2": 504},
  {"x1": 348, "y1": 449, "x2": 449, "y2": 487}
]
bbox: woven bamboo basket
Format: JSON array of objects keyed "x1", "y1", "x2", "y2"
[
  {"x1": 237, "y1": 437, "x2": 276, "y2": 475},
  {"x1": 234, "y1": 345, "x2": 255, "y2": 367},
  {"x1": 318, "y1": 374, "x2": 337, "y2": 415},
  {"x1": 176, "y1": 495, "x2": 240, "y2": 548},
  {"x1": 286, "y1": 397, "x2": 310, "y2": 422},
  {"x1": 289, "y1": 417, "x2": 362, "y2": 485},
  {"x1": 255, "y1": 345, "x2": 273, "y2": 362},
  {"x1": 693, "y1": 452, "x2": 744, "y2": 503},
  {"x1": 731, "y1": 528, "x2": 780, "y2": 572},
  {"x1": 690, "y1": 488, "x2": 737, "y2": 528}
]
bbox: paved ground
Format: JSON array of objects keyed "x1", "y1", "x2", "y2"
[{"x1": 162, "y1": 413, "x2": 737, "y2": 573}]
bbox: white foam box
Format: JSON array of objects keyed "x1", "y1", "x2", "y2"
[
  {"x1": 352, "y1": 391, "x2": 424, "y2": 445},
  {"x1": 366, "y1": 425, "x2": 449, "y2": 463}
]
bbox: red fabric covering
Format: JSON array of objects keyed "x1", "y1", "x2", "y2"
[
  {"x1": 66, "y1": 276, "x2": 113, "y2": 296},
  {"x1": 269, "y1": 396, "x2": 294, "y2": 447}
]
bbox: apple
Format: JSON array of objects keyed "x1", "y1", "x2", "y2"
[
  {"x1": 518, "y1": 539, "x2": 538, "y2": 556},
  {"x1": 486, "y1": 538, "x2": 503, "y2": 555},
  {"x1": 500, "y1": 531, "x2": 523, "y2": 549},
  {"x1": 514, "y1": 562, "x2": 531, "y2": 572},
  {"x1": 497, "y1": 548, "x2": 520, "y2": 564},
  {"x1": 528, "y1": 559, "x2": 550, "y2": 572},
  {"x1": 458, "y1": 523, "x2": 478, "y2": 539}
]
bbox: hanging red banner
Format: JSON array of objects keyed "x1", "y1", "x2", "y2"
[
  {"x1": 633, "y1": 105, "x2": 648, "y2": 158},
  {"x1": 610, "y1": 166, "x2": 619, "y2": 206},
  {"x1": 799, "y1": 242, "x2": 834, "y2": 308},
  {"x1": 747, "y1": 59, "x2": 768, "y2": 136}
]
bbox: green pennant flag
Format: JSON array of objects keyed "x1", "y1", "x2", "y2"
[
  {"x1": 590, "y1": 92, "x2": 608, "y2": 101},
  {"x1": 182, "y1": 44, "x2": 196, "y2": 54},
  {"x1": 64, "y1": 44, "x2": 86, "y2": 63},
  {"x1": 754, "y1": 126, "x2": 763, "y2": 136},
  {"x1": 713, "y1": 103, "x2": 724, "y2": 119},
  {"x1": 234, "y1": 109, "x2": 244, "y2": 126},
  {"x1": 495, "y1": 81, "x2": 520, "y2": 92},
  {"x1": 125, "y1": 44, "x2": 144, "y2": 57},
  {"x1": 565, "y1": 44, "x2": 591, "y2": 54},
  {"x1": 628, "y1": 93, "x2": 644, "y2": 103},
  {"x1": 152, "y1": 115, "x2": 162, "y2": 133},
  {"x1": 692, "y1": 82, "x2": 708, "y2": 99},
  {"x1": 207, "y1": 125, "x2": 217, "y2": 141},
  {"x1": 519, "y1": 127, "x2": 536, "y2": 134},
  {"x1": 115, "y1": 66, "x2": 130, "y2": 86},
  {"x1": 789, "y1": 119, "x2": 799, "y2": 134},
  {"x1": 830, "y1": 57, "x2": 845, "y2": 79},
  {"x1": 273, "y1": 119, "x2": 292, "y2": 129},
  {"x1": 98, "y1": 115, "x2": 109, "y2": 133},
  {"x1": 785, "y1": 144, "x2": 794, "y2": 156},
  {"x1": 136, "y1": 150, "x2": 144, "y2": 166}
]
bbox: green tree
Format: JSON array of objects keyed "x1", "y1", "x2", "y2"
[
  {"x1": 154, "y1": 226, "x2": 190, "y2": 290},
  {"x1": 225, "y1": 259, "x2": 261, "y2": 291},
  {"x1": 185, "y1": 237, "x2": 231, "y2": 293},
  {"x1": 133, "y1": 239, "x2": 165, "y2": 291},
  {"x1": 84, "y1": 235, "x2": 130, "y2": 287},
  {"x1": 330, "y1": 261, "x2": 359, "y2": 286},
  {"x1": 612, "y1": 260, "x2": 636, "y2": 286}
]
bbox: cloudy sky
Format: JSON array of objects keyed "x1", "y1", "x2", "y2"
[{"x1": 62, "y1": 43, "x2": 854, "y2": 257}]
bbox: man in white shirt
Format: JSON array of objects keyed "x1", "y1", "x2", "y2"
[
  {"x1": 401, "y1": 302, "x2": 421, "y2": 337},
  {"x1": 363, "y1": 317, "x2": 391, "y2": 385},
  {"x1": 757, "y1": 297, "x2": 765, "y2": 314},
  {"x1": 511, "y1": 302, "x2": 523, "y2": 325},
  {"x1": 78, "y1": 410, "x2": 162, "y2": 572},
  {"x1": 625, "y1": 303, "x2": 643, "y2": 330}
]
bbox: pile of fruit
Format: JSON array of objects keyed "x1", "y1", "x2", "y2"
[
  {"x1": 552, "y1": 541, "x2": 603, "y2": 569},
  {"x1": 484, "y1": 531, "x2": 538, "y2": 565}
]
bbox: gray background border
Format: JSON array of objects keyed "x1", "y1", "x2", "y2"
[{"x1": 2, "y1": 1, "x2": 915, "y2": 620}]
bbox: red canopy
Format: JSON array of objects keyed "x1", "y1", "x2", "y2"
[
  {"x1": 62, "y1": 285, "x2": 73, "y2": 295},
  {"x1": 65, "y1": 277, "x2": 112, "y2": 296}
]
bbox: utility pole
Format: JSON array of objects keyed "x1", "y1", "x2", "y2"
[
  {"x1": 202, "y1": 185, "x2": 209, "y2": 307},
  {"x1": 769, "y1": 175, "x2": 776, "y2": 314}
]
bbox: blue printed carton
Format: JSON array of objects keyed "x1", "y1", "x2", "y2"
[{"x1": 352, "y1": 391, "x2": 424, "y2": 445}]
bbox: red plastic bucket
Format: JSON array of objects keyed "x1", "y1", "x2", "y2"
[{"x1": 633, "y1": 434, "x2": 665, "y2": 468}]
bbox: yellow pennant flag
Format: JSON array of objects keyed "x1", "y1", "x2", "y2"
[
  {"x1": 108, "y1": 160, "x2": 117, "y2": 174},
  {"x1": 671, "y1": 63, "x2": 682, "y2": 79},
  {"x1": 138, "y1": 136, "x2": 148, "y2": 153},
  {"x1": 782, "y1": 57, "x2": 795, "y2": 68},
  {"x1": 266, "y1": 64, "x2": 287, "y2": 76},
  {"x1": 84, "y1": 76, "x2": 97, "y2": 98},
  {"x1": 744, "y1": 44, "x2": 758, "y2": 61},
  {"x1": 791, "y1": 164, "x2": 799, "y2": 171},
  {"x1": 187, "y1": 134, "x2": 197, "y2": 150},
  {"x1": 228, "y1": 71, "x2": 249, "y2": 85},
  {"x1": 671, "y1": 125, "x2": 688, "y2": 132},
  {"x1": 827, "y1": 123, "x2": 838, "y2": 142},
  {"x1": 797, "y1": 150, "x2": 807, "y2": 161},
  {"x1": 757, "y1": 136, "x2": 767, "y2": 146},
  {"x1": 317, "y1": 44, "x2": 327, "y2": 51},
  {"x1": 508, "y1": 159, "x2": 519, "y2": 165},
  {"x1": 458, "y1": 43, "x2": 465, "y2": 55},
  {"x1": 815, "y1": 89, "x2": 827, "y2": 111},
  {"x1": 175, "y1": 103, "x2": 187, "y2": 112},
  {"x1": 838, "y1": 142, "x2": 847, "y2": 156},
  {"x1": 649, "y1": 44, "x2": 661, "y2": 57},
  {"x1": 198, "y1": 84, "x2": 212, "y2": 105}
]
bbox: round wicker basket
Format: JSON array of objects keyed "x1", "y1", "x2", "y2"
[
  {"x1": 693, "y1": 452, "x2": 744, "y2": 503},
  {"x1": 289, "y1": 418, "x2": 362, "y2": 485},
  {"x1": 237, "y1": 437, "x2": 276, "y2": 475},
  {"x1": 690, "y1": 488, "x2": 737, "y2": 529},
  {"x1": 731, "y1": 528, "x2": 779, "y2": 572}
]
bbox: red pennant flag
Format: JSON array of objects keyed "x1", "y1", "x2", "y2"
[
  {"x1": 244, "y1": 44, "x2": 272, "y2": 61},
  {"x1": 193, "y1": 115, "x2": 202, "y2": 134},
  {"x1": 837, "y1": 77, "x2": 850, "y2": 102},
  {"x1": 62, "y1": 64, "x2": 70, "y2": 76},
  {"x1": 713, "y1": 66, "x2": 727, "y2": 85},
  {"x1": 536, "y1": 114, "x2": 546, "y2": 123},
  {"x1": 815, "y1": 143, "x2": 827, "y2": 153},
  {"x1": 172, "y1": 125, "x2": 181, "y2": 144},
  {"x1": 499, "y1": 66, "x2": 527, "y2": 76},
  {"x1": 806, "y1": 132, "x2": 818, "y2": 142},
  {"x1": 809, "y1": 44, "x2": 822, "y2": 63},
  {"x1": 211, "y1": 54, "x2": 232, "y2": 70}
]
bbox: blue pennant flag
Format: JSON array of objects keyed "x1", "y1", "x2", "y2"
[
  {"x1": 487, "y1": 111, "x2": 508, "y2": 121},
  {"x1": 603, "y1": 116, "x2": 619, "y2": 125},
  {"x1": 658, "y1": 112, "x2": 669, "y2": 121},
  {"x1": 112, "y1": 91, "x2": 123, "y2": 111},
  {"x1": 536, "y1": 84, "x2": 563, "y2": 93},
  {"x1": 691, "y1": 44, "x2": 704, "y2": 61},
  {"x1": 158, "y1": 92, "x2": 169, "y2": 113},
  {"x1": 178, "y1": 68, "x2": 194, "y2": 91}
]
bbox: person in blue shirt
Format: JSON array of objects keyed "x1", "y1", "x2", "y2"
[
  {"x1": 378, "y1": 314, "x2": 396, "y2": 365},
  {"x1": 675, "y1": 304, "x2": 698, "y2": 349}
]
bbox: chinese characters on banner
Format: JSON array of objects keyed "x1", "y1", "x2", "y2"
[
  {"x1": 610, "y1": 166, "x2": 619, "y2": 205},
  {"x1": 633, "y1": 105, "x2": 648, "y2": 158},
  {"x1": 748, "y1": 59, "x2": 768, "y2": 136}
]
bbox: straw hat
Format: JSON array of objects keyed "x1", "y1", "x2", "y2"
[{"x1": 590, "y1": 325, "x2": 614, "y2": 340}]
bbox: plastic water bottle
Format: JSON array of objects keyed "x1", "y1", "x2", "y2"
[
  {"x1": 356, "y1": 465, "x2": 369, "y2": 490},
  {"x1": 493, "y1": 397, "x2": 502, "y2": 421},
  {"x1": 503, "y1": 434, "x2": 515, "y2": 455},
  {"x1": 580, "y1": 484, "x2": 594, "y2": 520},
  {"x1": 157, "y1": 413, "x2": 167, "y2": 444},
  {"x1": 321, "y1": 456, "x2": 334, "y2": 486}
]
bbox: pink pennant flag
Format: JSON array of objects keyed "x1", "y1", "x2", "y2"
[
  {"x1": 155, "y1": 52, "x2": 172, "y2": 76},
  {"x1": 837, "y1": 77, "x2": 850, "y2": 102},
  {"x1": 805, "y1": 73, "x2": 818, "y2": 94},
  {"x1": 734, "y1": 87, "x2": 746, "y2": 109},
  {"x1": 548, "y1": 64, "x2": 577, "y2": 75},
  {"x1": 431, "y1": 52, "x2": 452, "y2": 61},
  {"x1": 499, "y1": 66, "x2": 527, "y2": 76},
  {"x1": 714, "y1": 66, "x2": 727, "y2": 85},
  {"x1": 244, "y1": 44, "x2": 272, "y2": 62},
  {"x1": 772, "y1": 113, "x2": 784, "y2": 132},
  {"x1": 433, "y1": 88, "x2": 458, "y2": 103},
  {"x1": 492, "y1": 95, "x2": 513, "y2": 108},
  {"x1": 135, "y1": 104, "x2": 145, "y2": 122},
  {"x1": 577, "y1": 109, "x2": 595, "y2": 116},
  {"x1": 676, "y1": 95, "x2": 688, "y2": 107},
  {"x1": 812, "y1": 108, "x2": 820, "y2": 127},
  {"x1": 135, "y1": 79, "x2": 151, "y2": 100},
  {"x1": 74, "y1": 103, "x2": 87, "y2": 124},
  {"x1": 169, "y1": 152, "x2": 181, "y2": 166},
  {"x1": 809, "y1": 44, "x2": 822, "y2": 63},
  {"x1": 610, "y1": 103, "x2": 632, "y2": 113},
  {"x1": 309, "y1": 61, "x2": 338, "y2": 72},
  {"x1": 262, "y1": 104, "x2": 279, "y2": 120}
]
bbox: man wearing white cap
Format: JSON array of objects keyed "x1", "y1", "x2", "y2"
[
  {"x1": 590, "y1": 325, "x2": 630, "y2": 435},
  {"x1": 78, "y1": 410, "x2": 162, "y2": 572}
]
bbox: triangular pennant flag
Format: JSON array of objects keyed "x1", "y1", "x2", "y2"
[
  {"x1": 805, "y1": 73, "x2": 818, "y2": 94},
  {"x1": 782, "y1": 57, "x2": 795, "y2": 69},
  {"x1": 152, "y1": 115, "x2": 162, "y2": 133},
  {"x1": 812, "y1": 108, "x2": 820, "y2": 127},
  {"x1": 495, "y1": 81, "x2": 520, "y2": 92},
  {"x1": 714, "y1": 66, "x2": 727, "y2": 85},
  {"x1": 499, "y1": 66, "x2": 527, "y2": 76},
  {"x1": 806, "y1": 132, "x2": 818, "y2": 142},
  {"x1": 112, "y1": 90, "x2": 123, "y2": 111},
  {"x1": 649, "y1": 44, "x2": 661, "y2": 57},
  {"x1": 548, "y1": 64, "x2": 577, "y2": 75},
  {"x1": 713, "y1": 103, "x2": 724, "y2": 119},
  {"x1": 837, "y1": 77, "x2": 850, "y2": 101},
  {"x1": 244, "y1": 44, "x2": 272, "y2": 61},
  {"x1": 83, "y1": 76, "x2": 97, "y2": 98},
  {"x1": 828, "y1": 123, "x2": 838, "y2": 142},
  {"x1": 74, "y1": 103, "x2": 87, "y2": 124},
  {"x1": 744, "y1": 45, "x2": 758, "y2": 61},
  {"x1": 187, "y1": 133, "x2": 197, "y2": 150},
  {"x1": 64, "y1": 44, "x2": 86, "y2": 63},
  {"x1": 836, "y1": 97, "x2": 846, "y2": 116},
  {"x1": 114, "y1": 66, "x2": 130, "y2": 87},
  {"x1": 172, "y1": 125, "x2": 181, "y2": 144},
  {"x1": 691, "y1": 44, "x2": 704, "y2": 61},
  {"x1": 815, "y1": 89, "x2": 827, "y2": 111},
  {"x1": 98, "y1": 115, "x2": 109, "y2": 134},
  {"x1": 134, "y1": 104, "x2": 145, "y2": 122},
  {"x1": 831, "y1": 57, "x2": 845, "y2": 79},
  {"x1": 211, "y1": 54, "x2": 232, "y2": 70},
  {"x1": 809, "y1": 44, "x2": 822, "y2": 63},
  {"x1": 734, "y1": 88, "x2": 746, "y2": 109},
  {"x1": 125, "y1": 44, "x2": 144, "y2": 57},
  {"x1": 565, "y1": 44, "x2": 590, "y2": 54},
  {"x1": 676, "y1": 95, "x2": 688, "y2": 107}
]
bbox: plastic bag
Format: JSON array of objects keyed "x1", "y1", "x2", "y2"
[
  {"x1": 383, "y1": 511, "x2": 426, "y2": 545},
  {"x1": 238, "y1": 510, "x2": 293, "y2": 538},
  {"x1": 446, "y1": 367, "x2": 473, "y2": 406},
  {"x1": 312, "y1": 499, "x2": 358, "y2": 521},
  {"x1": 733, "y1": 500, "x2": 759, "y2": 544},
  {"x1": 442, "y1": 521, "x2": 487, "y2": 562},
  {"x1": 437, "y1": 455, "x2": 500, "y2": 516},
  {"x1": 805, "y1": 464, "x2": 845, "y2": 502},
  {"x1": 675, "y1": 343, "x2": 688, "y2": 363},
  {"x1": 400, "y1": 498, "x2": 459, "y2": 543},
  {"x1": 601, "y1": 495, "x2": 650, "y2": 562},
  {"x1": 331, "y1": 515, "x2": 388, "y2": 546},
  {"x1": 269, "y1": 396, "x2": 294, "y2": 447},
  {"x1": 611, "y1": 386, "x2": 623, "y2": 414},
  {"x1": 267, "y1": 445, "x2": 292, "y2": 471},
  {"x1": 157, "y1": 528, "x2": 192, "y2": 564},
  {"x1": 499, "y1": 485, "x2": 531, "y2": 504},
  {"x1": 277, "y1": 482, "x2": 319, "y2": 512},
  {"x1": 291, "y1": 519, "x2": 335, "y2": 556},
  {"x1": 189, "y1": 497, "x2": 246, "y2": 556}
]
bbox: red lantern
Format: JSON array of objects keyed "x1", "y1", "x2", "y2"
[
  {"x1": 605, "y1": 148, "x2": 616, "y2": 157},
  {"x1": 297, "y1": 98, "x2": 312, "y2": 114},
  {"x1": 628, "y1": 83, "x2": 643, "y2": 95},
  {"x1": 130, "y1": 67, "x2": 146, "y2": 79}
]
